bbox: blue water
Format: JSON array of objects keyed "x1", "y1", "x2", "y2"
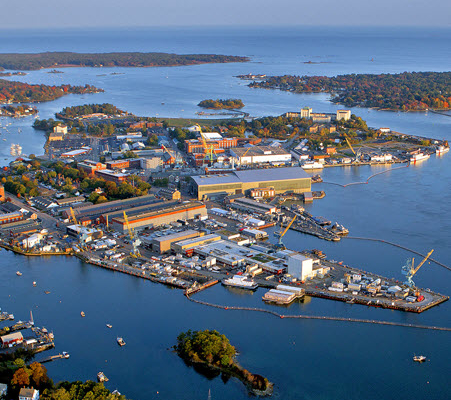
[{"x1": 1, "y1": 27, "x2": 451, "y2": 400}]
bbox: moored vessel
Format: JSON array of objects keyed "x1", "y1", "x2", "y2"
[
  {"x1": 80, "y1": 311, "x2": 85, "y2": 317},
  {"x1": 222, "y1": 275, "x2": 258, "y2": 290},
  {"x1": 410, "y1": 153, "x2": 430, "y2": 163},
  {"x1": 301, "y1": 161, "x2": 324, "y2": 170},
  {"x1": 413, "y1": 355, "x2": 426, "y2": 362},
  {"x1": 117, "y1": 337, "x2": 126, "y2": 346},
  {"x1": 16, "y1": 271, "x2": 22, "y2": 276},
  {"x1": 97, "y1": 371, "x2": 109, "y2": 382},
  {"x1": 436, "y1": 145, "x2": 449, "y2": 155}
]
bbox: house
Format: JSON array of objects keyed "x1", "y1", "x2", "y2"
[
  {"x1": 0, "y1": 383, "x2": 7, "y2": 397},
  {"x1": 19, "y1": 387, "x2": 39, "y2": 400}
]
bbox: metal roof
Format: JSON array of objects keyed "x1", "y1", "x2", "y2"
[{"x1": 193, "y1": 167, "x2": 309, "y2": 186}]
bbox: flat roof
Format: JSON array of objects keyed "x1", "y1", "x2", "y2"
[
  {"x1": 112, "y1": 202, "x2": 205, "y2": 224},
  {"x1": 231, "y1": 145, "x2": 290, "y2": 157},
  {"x1": 154, "y1": 229, "x2": 200, "y2": 243},
  {"x1": 193, "y1": 166, "x2": 309, "y2": 187}
]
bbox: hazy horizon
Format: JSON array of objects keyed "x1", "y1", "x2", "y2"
[{"x1": 4, "y1": 0, "x2": 451, "y2": 30}]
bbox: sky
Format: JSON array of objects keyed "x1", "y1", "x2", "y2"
[{"x1": 3, "y1": 0, "x2": 451, "y2": 29}]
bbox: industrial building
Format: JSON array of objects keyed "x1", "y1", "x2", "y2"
[
  {"x1": 0, "y1": 211, "x2": 23, "y2": 225},
  {"x1": 1, "y1": 331, "x2": 23, "y2": 347},
  {"x1": 229, "y1": 197, "x2": 278, "y2": 215},
  {"x1": 171, "y1": 234, "x2": 222, "y2": 256},
  {"x1": 191, "y1": 167, "x2": 311, "y2": 200},
  {"x1": 145, "y1": 230, "x2": 203, "y2": 253},
  {"x1": 185, "y1": 137, "x2": 238, "y2": 154},
  {"x1": 78, "y1": 160, "x2": 106, "y2": 175},
  {"x1": 63, "y1": 194, "x2": 160, "y2": 222},
  {"x1": 94, "y1": 169, "x2": 129, "y2": 183},
  {"x1": 110, "y1": 202, "x2": 207, "y2": 232},
  {"x1": 287, "y1": 253, "x2": 313, "y2": 281},
  {"x1": 230, "y1": 146, "x2": 292, "y2": 165}
]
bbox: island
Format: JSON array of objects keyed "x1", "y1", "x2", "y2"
[
  {"x1": 0, "y1": 71, "x2": 26, "y2": 77},
  {"x1": 0, "y1": 52, "x2": 249, "y2": 71},
  {"x1": 0, "y1": 79, "x2": 103, "y2": 104},
  {"x1": 247, "y1": 71, "x2": 451, "y2": 111},
  {"x1": 175, "y1": 329, "x2": 273, "y2": 396},
  {"x1": 198, "y1": 98, "x2": 245, "y2": 109}
]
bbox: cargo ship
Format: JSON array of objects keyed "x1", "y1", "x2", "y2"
[
  {"x1": 222, "y1": 275, "x2": 258, "y2": 290},
  {"x1": 436, "y1": 145, "x2": 449, "y2": 155},
  {"x1": 409, "y1": 153, "x2": 430, "y2": 163},
  {"x1": 301, "y1": 161, "x2": 324, "y2": 170}
]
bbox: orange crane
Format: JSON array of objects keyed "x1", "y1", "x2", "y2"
[{"x1": 275, "y1": 215, "x2": 297, "y2": 249}]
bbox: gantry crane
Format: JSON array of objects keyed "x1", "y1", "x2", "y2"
[
  {"x1": 123, "y1": 211, "x2": 141, "y2": 258},
  {"x1": 402, "y1": 249, "x2": 434, "y2": 287},
  {"x1": 275, "y1": 215, "x2": 297, "y2": 249}
]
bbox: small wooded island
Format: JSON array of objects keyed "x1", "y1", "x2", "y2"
[
  {"x1": 0, "y1": 52, "x2": 249, "y2": 71},
  {"x1": 248, "y1": 71, "x2": 451, "y2": 111},
  {"x1": 0, "y1": 79, "x2": 103, "y2": 104},
  {"x1": 198, "y1": 98, "x2": 245, "y2": 109},
  {"x1": 176, "y1": 329, "x2": 273, "y2": 396}
]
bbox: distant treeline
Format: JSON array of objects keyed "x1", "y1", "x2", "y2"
[
  {"x1": 0, "y1": 52, "x2": 249, "y2": 71},
  {"x1": 198, "y1": 98, "x2": 245, "y2": 109},
  {"x1": 249, "y1": 71, "x2": 451, "y2": 111},
  {"x1": 0, "y1": 79, "x2": 103, "y2": 103},
  {"x1": 57, "y1": 103, "x2": 126, "y2": 118}
]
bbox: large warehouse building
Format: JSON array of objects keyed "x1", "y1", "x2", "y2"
[
  {"x1": 110, "y1": 202, "x2": 207, "y2": 232},
  {"x1": 191, "y1": 167, "x2": 311, "y2": 200},
  {"x1": 230, "y1": 146, "x2": 291, "y2": 165}
]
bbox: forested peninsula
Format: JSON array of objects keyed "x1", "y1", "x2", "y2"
[
  {"x1": 0, "y1": 79, "x2": 102, "y2": 103},
  {"x1": 248, "y1": 71, "x2": 451, "y2": 111},
  {"x1": 0, "y1": 52, "x2": 249, "y2": 71}
]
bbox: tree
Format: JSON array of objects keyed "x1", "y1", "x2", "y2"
[
  {"x1": 11, "y1": 367, "x2": 30, "y2": 387},
  {"x1": 30, "y1": 362, "x2": 50, "y2": 389}
]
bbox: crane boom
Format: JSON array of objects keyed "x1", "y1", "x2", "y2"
[
  {"x1": 344, "y1": 134, "x2": 356, "y2": 155},
  {"x1": 412, "y1": 249, "x2": 434, "y2": 276},
  {"x1": 123, "y1": 211, "x2": 134, "y2": 239},
  {"x1": 281, "y1": 215, "x2": 297, "y2": 238}
]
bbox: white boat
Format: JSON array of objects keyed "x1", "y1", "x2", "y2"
[
  {"x1": 16, "y1": 271, "x2": 22, "y2": 276},
  {"x1": 62, "y1": 351, "x2": 70, "y2": 359},
  {"x1": 222, "y1": 275, "x2": 258, "y2": 290},
  {"x1": 413, "y1": 355, "x2": 426, "y2": 362},
  {"x1": 301, "y1": 161, "x2": 324, "y2": 170},
  {"x1": 436, "y1": 145, "x2": 449, "y2": 155},
  {"x1": 33, "y1": 281, "x2": 37, "y2": 287},
  {"x1": 106, "y1": 324, "x2": 112, "y2": 328},
  {"x1": 410, "y1": 153, "x2": 430, "y2": 163}
]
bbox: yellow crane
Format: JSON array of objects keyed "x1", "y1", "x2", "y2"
[
  {"x1": 402, "y1": 249, "x2": 434, "y2": 287},
  {"x1": 69, "y1": 207, "x2": 78, "y2": 225},
  {"x1": 123, "y1": 211, "x2": 141, "y2": 258},
  {"x1": 343, "y1": 134, "x2": 356, "y2": 156},
  {"x1": 275, "y1": 215, "x2": 297, "y2": 248},
  {"x1": 196, "y1": 124, "x2": 215, "y2": 164}
]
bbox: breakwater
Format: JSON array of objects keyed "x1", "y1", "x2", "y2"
[{"x1": 186, "y1": 295, "x2": 451, "y2": 332}]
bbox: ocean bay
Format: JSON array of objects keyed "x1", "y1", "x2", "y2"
[{"x1": 1, "y1": 26, "x2": 451, "y2": 399}]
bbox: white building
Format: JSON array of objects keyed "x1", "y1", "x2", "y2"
[
  {"x1": 287, "y1": 254, "x2": 313, "y2": 281},
  {"x1": 336, "y1": 110, "x2": 351, "y2": 121},
  {"x1": 230, "y1": 146, "x2": 291, "y2": 165},
  {"x1": 19, "y1": 388, "x2": 40, "y2": 400},
  {"x1": 22, "y1": 233, "x2": 43, "y2": 248}
]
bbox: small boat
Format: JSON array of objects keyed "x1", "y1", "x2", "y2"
[
  {"x1": 62, "y1": 351, "x2": 70, "y2": 359},
  {"x1": 413, "y1": 355, "x2": 427, "y2": 362},
  {"x1": 16, "y1": 271, "x2": 22, "y2": 276},
  {"x1": 117, "y1": 337, "x2": 126, "y2": 346},
  {"x1": 44, "y1": 291, "x2": 51, "y2": 294},
  {"x1": 97, "y1": 371, "x2": 109, "y2": 382},
  {"x1": 106, "y1": 324, "x2": 112, "y2": 328},
  {"x1": 33, "y1": 281, "x2": 37, "y2": 287},
  {"x1": 80, "y1": 311, "x2": 85, "y2": 317},
  {"x1": 8, "y1": 314, "x2": 14, "y2": 320}
]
